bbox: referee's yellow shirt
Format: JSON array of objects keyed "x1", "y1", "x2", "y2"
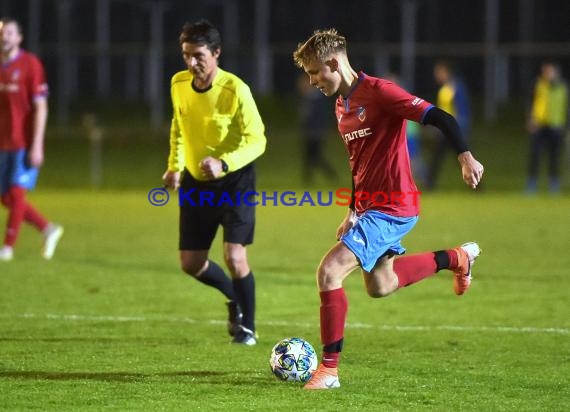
[{"x1": 168, "y1": 68, "x2": 266, "y2": 180}]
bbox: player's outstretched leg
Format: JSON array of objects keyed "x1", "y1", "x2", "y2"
[
  {"x1": 451, "y1": 242, "x2": 480, "y2": 295},
  {"x1": 392, "y1": 242, "x2": 481, "y2": 295}
]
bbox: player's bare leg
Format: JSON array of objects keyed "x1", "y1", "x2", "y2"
[
  {"x1": 316, "y1": 242, "x2": 360, "y2": 291},
  {"x1": 224, "y1": 242, "x2": 256, "y2": 345},
  {"x1": 365, "y1": 244, "x2": 481, "y2": 297},
  {"x1": 180, "y1": 250, "x2": 242, "y2": 337},
  {"x1": 362, "y1": 255, "x2": 399, "y2": 297},
  {"x1": 304, "y1": 242, "x2": 359, "y2": 390}
]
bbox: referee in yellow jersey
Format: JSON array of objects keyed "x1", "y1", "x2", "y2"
[{"x1": 163, "y1": 20, "x2": 266, "y2": 345}]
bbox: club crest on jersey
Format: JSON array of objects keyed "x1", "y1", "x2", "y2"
[{"x1": 356, "y1": 106, "x2": 366, "y2": 122}]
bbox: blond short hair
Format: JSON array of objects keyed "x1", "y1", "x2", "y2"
[{"x1": 293, "y1": 29, "x2": 347, "y2": 68}]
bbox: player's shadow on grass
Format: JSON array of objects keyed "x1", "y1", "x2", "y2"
[
  {"x1": 0, "y1": 337, "x2": 194, "y2": 344},
  {"x1": 0, "y1": 370, "x2": 273, "y2": 386},
  {"x1": 64, "y1": 256, "x2": 178, "y2": 274},
  {"x1": 0, "y1": 370, "x2": 228, "y2": 382}
]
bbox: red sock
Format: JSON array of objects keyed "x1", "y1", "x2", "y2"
[
  {"x1": 2, "y1": 187, "x2": 26, "y2": 247},
  {"x1": 24, "y1": 202, "x2": 48, "y2": 231},
  {"x1": 320, "y1": 288, "x2": 348, "y2": 368},
  {"x1": 393, "y1": 252, "x2": 438, "y2": 288},
  {"x1": 322, "y1": 352, "x2": 340, "y2": 369}
]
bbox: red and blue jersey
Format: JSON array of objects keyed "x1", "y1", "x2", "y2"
[
  {"x1": 0, "y1": 50, "x2": 48, "y2": 150},
  {"x1": 335, "y1": 72, "x2": 433, "y2": 217}
]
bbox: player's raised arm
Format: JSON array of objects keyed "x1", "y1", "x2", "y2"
[{"x1": 422, "y1": 107, "x2": 484, "y2": 189}]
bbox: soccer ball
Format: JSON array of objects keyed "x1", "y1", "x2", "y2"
[{"x1": 269, "y1": 337, "x2": 318, "y2": 383}]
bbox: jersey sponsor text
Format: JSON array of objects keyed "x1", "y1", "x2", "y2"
[{"x1": 343, "y1": 127, "x2": 372, "y2": 143}]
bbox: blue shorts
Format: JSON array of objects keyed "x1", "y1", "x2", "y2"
[
  {"x1": 341, "y1": 210, "x2": 418, "y2": 272},
  {"x1": 0, "y1": 150, "x2": 39, "y2": 194}
]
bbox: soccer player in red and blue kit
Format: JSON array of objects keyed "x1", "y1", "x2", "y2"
[
  {"x1": 293, "y1": 29, "x2": 485, "y2": 389},
  {"x1": 0, "y1": 18, "x2": 63, "y2": 261}
]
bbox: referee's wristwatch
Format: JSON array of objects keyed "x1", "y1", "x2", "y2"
[{"x1": 220, "y1": 159, "x2": 229, "y2": 173}]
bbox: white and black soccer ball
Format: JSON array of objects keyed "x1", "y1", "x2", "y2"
[{"x1": 269, "y1": 337, "x2": 318, "y2": 383}]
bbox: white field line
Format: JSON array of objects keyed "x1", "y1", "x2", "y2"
[{"x1": 3, "y1": 313, "x2": 567, "y2": 335}]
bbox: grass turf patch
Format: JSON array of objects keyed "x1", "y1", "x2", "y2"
[{"x1": 0, "y1": 190, "x2": 568, "y2": 411}]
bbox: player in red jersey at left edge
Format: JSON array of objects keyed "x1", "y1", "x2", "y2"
[
  {"x1": 293, "y1": 29, "x2": 484, "y2": 390},
  {"x1": 0, "y1": 18, "x2": 63, "y2": 261}
]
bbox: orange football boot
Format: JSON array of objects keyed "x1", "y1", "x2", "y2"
[
  {"x1": 452, "y1": 242, "x2": 481, "y2": 295},
  {"x1": 303, "y1": 365, "x2": 340, "y2": 390}
]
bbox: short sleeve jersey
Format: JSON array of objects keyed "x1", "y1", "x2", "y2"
[
  {"x1": 335, "y1": 72, "x2": 433, "y2": 217},
  {"x1": 0, "y1": 50, "x2": 48, "y2": 150}
]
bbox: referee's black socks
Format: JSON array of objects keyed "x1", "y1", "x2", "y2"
[
  {"x1": 195, "y1": 260, "x2": 235, "y2": 300},
  {"x1": 233, "y1": 273, "x2": 256, "y2": 332}
]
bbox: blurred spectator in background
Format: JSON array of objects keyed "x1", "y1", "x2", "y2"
[
  {"x1": 297, "y1": 74, "x2": 337, "y2": 185},
  {"x1": 384, "y1": 73, "x2": 427, "y2": 187},
  {"x1": 426, "y1": 60, "x2": 471, "y2": 190},
  {"x1": 406, "y1": 118, "x2": 427, "y2": 187},
  {"x1": 0, "y1": 17, "x2": 63, "y2": 262},
  {"x1": 526, "y1": 61, "x2": 568, "y2": 193}
]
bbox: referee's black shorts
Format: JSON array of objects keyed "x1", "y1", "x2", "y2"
[{"x1": 179, "y1": 163, "x2": 256, "y2": 250}]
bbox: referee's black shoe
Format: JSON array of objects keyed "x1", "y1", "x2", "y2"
[{"x1": 232, "y1": 325, "x2": 257, "y2": 346}]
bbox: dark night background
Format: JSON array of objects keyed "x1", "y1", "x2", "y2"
[{"x1": 1, "y1": 0, "x2": 569, "y2": 125}]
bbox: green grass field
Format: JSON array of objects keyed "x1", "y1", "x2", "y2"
[
  {"x1": 0, "y1": 190, "x2": 568, "y2": 411},
  {"x1": 1, "y1": 101, "x2": 569, "y2": 410}
]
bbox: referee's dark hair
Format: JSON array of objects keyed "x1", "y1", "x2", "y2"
[{"x1": 179, "y1": 20, "x2": 222, "y2": 53}]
